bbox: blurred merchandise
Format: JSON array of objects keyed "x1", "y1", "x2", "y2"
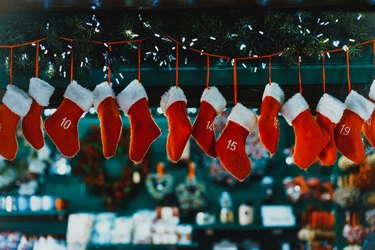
[
  {"x1": 333, "y1": 176, "x2": 360, "y2": 209},
  {"x1": 261, "y1": 176, "x2": 274, "y2": 200},
  {"x1": 220, "y1": 192, "x2": 234, "y2": 224},
  {"x1": 195, "y1": 212, "x2": 215, "y2": 225},
  {"x1": 261, "y1": 205, "x2": 295, "y2": 227},
  {"x1": 66, "y1": 213, "x2": 95, "y2": 250},
  {"x1": 0, "y1": 195, "x2": 66, "y2": 213},
  {"x1": 146, "y1": 162, "x2": 174, "y2": 201},
  {"x1": 213, "y1": 239, "x2": 238, "y2": 250},
  {"x1": 239, "y1": 202, "x2": 254, "y2": 226},
  {"x1": 0, "y1": 232, "x2": 66, "y2": 250}
]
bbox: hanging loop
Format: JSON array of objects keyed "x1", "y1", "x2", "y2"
[
  {"x1": 322, "y1": 52, "x2": 326, "y2": 93},
  {"x1": 69, "y1": 41, "x2": 74, "y2": 83},
  {"x1": 107, "y1": 44, "x2": 112, "y2": 84},
  {"x1": 35, "y1": 42, "x2": 40, "y2": 78},
  {"x1": 9, "y1": 47, "x2": 13, "y2": 85},
  {"x1": 233, "y1": 59, "x2": 237, "y2": 105},
  {"x1": 298, "y1": 55, "x2": 302, "y2": 94},
  {"x1": 206, "y1": 55, "x2": 210, "y2": 89},
  {"x1": 346, "y1": 50, "x2": 351, "y2": 93},
  {"x1": 138, "y1": 41, "x2": 142, "y2": 83},
  {"x1": 268, "y1": 56, "x2": 272, "y2": 84},
  {"x1": 175, "y1": 43, "x2": 179, "y2": 88}
]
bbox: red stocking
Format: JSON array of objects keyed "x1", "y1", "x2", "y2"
[
  {"x1": 93, "y1": 82, "x2": 122, "y2": 159},
  {"x1": 334, "y1": 90, "x2": 374, "y2": 163},
  {"x1": 258, "y1": 82, "x2": 284, "y2": 156},
  {"x1": 192, "y1": 86, "x2": 226, "y2": 158},
  {"x1": 161, "y1": 87, "x2": 192, "y2": 163},
  {"x1": 316, "y1": 94, "x2": 345, "y2": 166},
  {"x1": 215, "y1": 103, "x2": 257, "y2": 181},
  {"x1": 117, "y1": 79, "x2": 161, "y2": 163},
  {"x1": 281, "y1": 93, "x2": 330, "y2": 170},
  {"x1": 0, "y1": 85, "x2": 32, "y2": 160}
]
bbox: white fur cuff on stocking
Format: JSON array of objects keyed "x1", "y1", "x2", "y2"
[{"x1": 3, "y1": 85, "x2": 32, "y2": 117}]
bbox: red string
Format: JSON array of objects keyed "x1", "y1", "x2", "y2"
[
  {"x1": 70, "y1": 42, "x2": 74, "y2": 83},
  {"x1": 268, "y1": 56, "x2": 272, "y2": 84},
  {"x1": 206, "y1": 56, "x2": 210, "y2": 89},
  {"x1": 298, "y1": 56, "x2": 302, "y2": 94},
  {"x1": 175, "y1": 43, "x2": 179, "y2": 88},
  {"x1": 233, "y1": 60, "x2": 237, "y2": 105},
  {"x1": 9, "y1": 47, "x2": 13, "y2": 85},
  {"x1": 322, "y1": 53, "x2": 326, "y2": 93},
  {"x1": 107, "y1": 45, "x2": 112, "y2": 84},
  {"x1": 0, "y1": 37, "x2": 47, "y2": 49},
  {"x1": 35, "y1": 42, "x2": 39, "y2": 78},
  {"x1": 346, "y1": 50, "x2": 351, "y2": 92},
  {"x1": 373, "y1": 41, "x2": 375, "y2": 79},
  {"x1": 138, "y1": 41, "x2": 141, "y2": 83}
]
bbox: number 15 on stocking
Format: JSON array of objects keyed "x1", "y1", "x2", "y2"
[{"x1": 215, "y1": 103, "x2": 257, "y2": 181}]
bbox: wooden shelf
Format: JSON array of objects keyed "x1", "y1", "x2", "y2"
[
  {"x1": 194, "y1": 224, "x2": 299, "y2": 231},
  {"x1": 0, "y1": 210, "x2": 66, "y2": 217},
  {"x1": 87, "y1": 242, "x2": 200, "y2": 250}
]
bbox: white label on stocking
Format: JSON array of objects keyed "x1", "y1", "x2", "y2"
[
  {"x1": 60, "y1": 117, "x2": 72, "y2": 130},
  {"x1": 206, "y1": 121, "x2": 214, "y2": 131},
  {"x1": 365, "y1": 117, "x2": 372, "y2": 126},
  {"x1": 274, "y1": 117, "x2": 279, "y2": 128},
  {"x1": 227, "y1": 140, "x2": 237, "y2": 151},
  {"x1": 339, "y1": 124, "x2": 350, "y2": 135}
]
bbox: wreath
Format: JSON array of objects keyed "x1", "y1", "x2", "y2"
[
  {"x1": 0, "y1": 128, "x2": 52, "y2": 196},
  {"x1": 203, "y1": 111, "x2": 270, "y2": 187},
  {"x1": 146, "y1": 163, "x2": 174, "y2": 201},
  {"x1": 176, "y1": 176, "x2": 206, "y2": 213},
  {"x1": 73, "y1": 125, "x2": 149, "y2": 210}
]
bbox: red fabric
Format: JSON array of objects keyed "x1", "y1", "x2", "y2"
[
  {"x1": 22, "y1": 100, "x2": 45, "y2": 150},
  {"x1": 316, "y1": 113, "x2": 338, "y2": 166},
  {"x1": 334, "y1": 109, "x2": 366, "y2": 163},
  {"x1": 128, "y1": 98, "x2": 161, "y2": 163},
  {"x1": 165, "y1": 101, "x2": 192, "y2": 163},
  {"x1": 258, "y1": 96, "x2": 281, "y2": 156},
  {"x1": 292, "y1": 110, "x2": 330, "y2": 169},
  {"x1": 97, "y1": 97, "x2": 122, "y2": 159},
  {"x1": 362, "y1": 111, "x2": 375, "y2": 148},
  {"x1": 192, "y1": 101, "x2": 217, "y2": 158},
  {"x1": 44, "y1": 99, "x2": 84, "y2": 158},
  {"x1": 215, "y1": 121, "x2": 251, "y2": 181},
  {"x1": 0, "y1": 104, "x2": 21, "y2": 160}
]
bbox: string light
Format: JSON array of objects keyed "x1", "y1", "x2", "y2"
[{"x1": 209, "y1": 36, "x2": 216, "y2": 40}]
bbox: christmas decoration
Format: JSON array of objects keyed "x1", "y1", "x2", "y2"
[
  {"x1": 192, "y1": 86, "x2": 226, "y2": 158},
  {"x1": 93, "y1": 82, "x2": 122, "y2": 159},
  {"x1": 175, "y1": 162, "x2": 206, "y2": 213},
  {"x1": 0, "y1": 11, "x2": 372, "y2": 77},
  {"x1": 146, "y1": 162, "x2": 174, "y2": 201},
  {"x1": 73, "y1": 125, "x2": 149, "y2": 209},
  {"x1": 22, "y1": 77, "x2": 55, "y2": 150},
  {"x1": 362, "y1": 80, "x2": 375, "y2": 148},
  {"x1": 0, "y1": 85, "x2": 32, "y2": 161},
  {"x1": 44, "y1": 81, "x2": 94, "y2": 158},
  {"x1": 215, "y1": 103, "x2": 257, "y2": 181},
  {"x1": 258, "y1": 82, "x2": 284, "y2": 156},
  {"x1": 316, "y1": 93, "x2": 345, "y2": 166},
  {"x1": 333, "y1": 176, "x2": 360, "y2": 209},
  {"x1": 334, "y1": 90, "x2": 374, "y2": 164},
  {"x1": 281, "y1": 93, "x2": 330, "y2": 170},
  {"x1": 117, "y1": 79, "x2": 161, "y2": 164},
  {"x1": 160, "y1": 87, "x2": 192, "y2": 163}
]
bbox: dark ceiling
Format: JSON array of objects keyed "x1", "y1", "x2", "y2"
[{"x1": 0, "y1": 0, "x2": 374, "y2": 12}]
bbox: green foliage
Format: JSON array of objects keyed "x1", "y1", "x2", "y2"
[{"x1": 0, "y1": 9, "x2": 372, "y2": 78}]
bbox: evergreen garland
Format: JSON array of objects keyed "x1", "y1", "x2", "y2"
[{"x1": 0, "y1": 9, "x2": 372, "y2": 79}]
